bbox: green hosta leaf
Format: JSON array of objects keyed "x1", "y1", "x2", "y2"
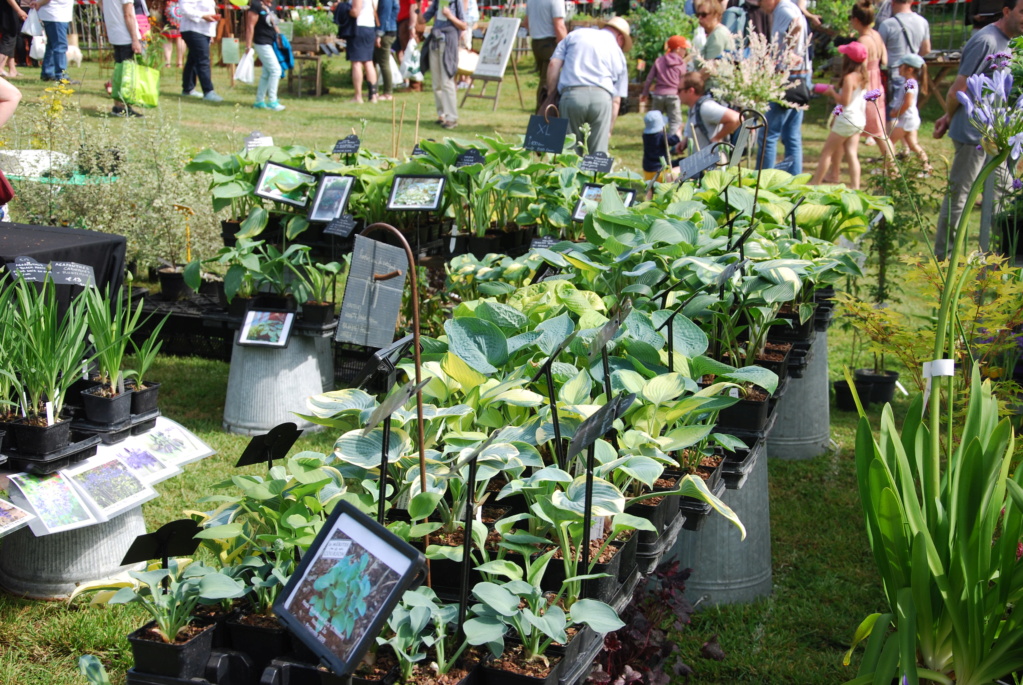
[
  {"x1": 476, "y1": 301, "x2": 528, "y2": 333},
  {"x1": 642, "y1": 373, "x2": 689, "y2": 406},
  {"x1": 719, "y1": 366, "x2": 778, "y2": 395},
  {"x1": 561, "y1": 370, "x2": 593, "y2": 405},
  {"x1": 474, "y1": 560, "x2": 524, "y2": 580},
  {"x1": 334, "y1": 427, "x2": 410, "y2": 469},
  {"x1": 237, "y1": 206, "x2": 268, "y2": 239},
  {"x1": 408, "y1": 492, "x2": 443, "y2": 520},
  {"x1": 611, "y1": 455, "x2": 663, "y2": 488},
  {"x1": 650, "y1": 311, "x2": 709, "y2": 358},
  {"x1": 612, "y1": 369, "x2": 647, "y2": 394},
  {"x1": 610, "y1": 512, "x2": 657, "y2": 533},
  {"x1": 442, "y1": 351, "x2": 487, "y2": 391},
  {"x1": 479, "y1": 281, "x2": 516, "y2": 297},
  {"x1": 570, "y1": 599, "x2": 625, "y2": 633},
  {"x1": 195, "y1": 523, "x2": 243, "y2": 539},
  {"x1": 445, "y1": 318, "x2": 509, "y2": 374},
  {"x1": 662, "y1": 424, "x2": 714, "y2": 451},
  {"x1": 552, "y1": 476, "x2": 625, "y2": 517}
]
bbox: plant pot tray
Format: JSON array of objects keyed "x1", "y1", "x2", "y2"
[
  {"x1": 636, "y1": 508, "x2": 688, "y2": 574},
  {"x1": 721, "y1": 436, "x2": 765, "y2": 490},
  {"x1": 814, "y1": 305, "x2": 835, "y2": 332},
  {"x1": 610, "y1": 566, "x2": 643, "y2": 614},
  {"x1": 715, "y1": 402, "x2": 779, "y2": 441},
  {"x1": 3, "y1": 434, "x2": 101, "y2": 475},
  {"x1": 72, "y1": 409, "x2": 161, "y2": 443}
]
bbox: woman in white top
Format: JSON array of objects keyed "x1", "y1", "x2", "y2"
[
  {"x1": 179, "y1": 0, "x2": 223, "y2": 101},
  {"x1": 346, "y1": 0, "x2": 379, "y2": 103},
  {"x1": 28, "y1": 0, "x2": 73, "y2": 82},
  {"x1": 810, "y1": 41, "x2": 869, "y2": 189}
]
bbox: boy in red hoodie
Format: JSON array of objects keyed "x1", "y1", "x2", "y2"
[{"x1": 640, "y1": 35, "x2": 689, "y2": 137}]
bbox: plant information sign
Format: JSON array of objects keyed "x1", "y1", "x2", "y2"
[{"x1": 336, "y1": 236, "x2": 408, "y2": 350}]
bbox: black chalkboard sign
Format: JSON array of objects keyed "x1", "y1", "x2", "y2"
[
  {"x1": 235, "y1": 422, "x2": 303, "y2": 469},
  {"x1": 579, "y1": 152, "x2": 614, "y2": 174},
  {"x1": 523, "y1": 114, "x2": 568, "y2": 155},
  {"x1": 729, "y1": 123, "x2": 753, "y2": 167},
  {"x1": 334, "y1": 135, "x2": 361, "y2": 155},
  {"x1": 411, "y1": 144, "x2": 427, "y2": 156},
  {"x1": 51, "y1": 261, "x2": 96, "y2": 287},
  {"x1": 677, "y1": 146, "x2": 720, "y2": 184},
  {"x1": 716, "y1": 258, "x2": 749, "y2": 288},
  {"x1": 324, "y1": 214, "x2": 358, "y2": 238},
  {"x1": 9, "y1": 256, "x2": 49, "y2": 282},
  {"x1": 121, "y1": 519, "x2": 201, "y2": 566},
  {"x1": 363, "y1": 378, "x2": 432, "y2": 433},
  {"x1": 565, "y1": 393, "x2": 637, "y2": 463},
  {"x1": 530, "y1": 235, "x2": 559, "y2": 251},
  {"x1": 456, "y1": 148, "x2": 486, "y2": 168},
  {"x1": 336, "y1": 236, "x2": 408, "y2": 350},
  {"x1": 588, "y1": 300, "x2": 632, "y2": 360}
]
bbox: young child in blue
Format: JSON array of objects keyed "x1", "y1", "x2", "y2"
[{"x1": 642, "y1": 110, "x2": 681, "y2": 182}]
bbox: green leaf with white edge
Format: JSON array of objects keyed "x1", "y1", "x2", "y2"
[
  {"x1": 610, "y1": 512, "x2": 657, "y2": 533},
  {"x1": 527, "y1": 466, "x2": 573, "y2": 485},
  {"x1": 195, "y1": 523, "x2": 244, "y2": 539},
  {"x1": 660, "y1": 474, "x2": 745, "y2": 539},
  {"x1": 611, "y1": 455, "x2": 663, "y2": 488},
  {"x1": 661, "y1": 424, "x2": 714, "y2": 451},
  {"x1": 426, "y1": 545, "x2": 464, "y2": 561},
  {"x1": 305, "y1": 388, "x2": 377, "y2": 418},
  {"x1": 472, "y1": 582, "x2": 520, "y2": 616},
  {"x1": 493, "y1": 388, "x2": 545, "y2": 407},
  {"x1": 611, "y1": 369, "x2": 647, "y2": 395},
  {"x1": 552, "y1": 476, "x2": 625, "y2": 517},
  {"x1": 570, "y1": 599, "x2": 625, "y2": 633},
  {"x1": 719, "y1": 366, "x2": 778, "y2": 395},
  {"x1": 334, "y1": 427, "x2": 410, "y2": 469},
  {"x1": 561, "y1": 370, "x2": 593, "y2": 405},
  {"x1": 408, "y1": 491, "x2": 443, "y2": 520},
  {"x1": 474, "y1": 560, "x2": 523, "y2": 581},
  {"x1": 444, "y1": 317, "x2": 509, "y2": 375},
  {"x1": 642, "y1": 373, "x2": 690, "y2": 406}
]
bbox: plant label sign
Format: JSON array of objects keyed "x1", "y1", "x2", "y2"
[
  {"x1": 362, "y1": 378, "x2": 432, "y2": 433},
  {"x1": 324, "y1": 214, "x2": 357, "y2": 238},
  {"x1": 275, "y1": 501, "x2": 426, "y2": 677},
  {"x1": 50, "y1": 261, "x2": 96, "y2": 287},
  {"x1": 411, "y1": 143, "x2": 427, "y2": 157},
  {"x1": 579, "y1": 152, "x2": 614, "y2": 174},
  {"x1": 122, "y1": 519, "x2": 203, "y2": 566},
  {"x1": 8, "y1": 256, "x2": 49, "y2": 282},
  {"x1": 565, "y1": 393, "x2": 637, "y2": 463},
  {"x1": 236, "y1": 422, "x2": 303, "y2": 468},
  {"x1": 589, "y1": 300, "x2": 632, "y2": 361},
  {"x1": 333, "y1": 135, "x2": 361, "y2": 155},
  {"x1": 677, "y1": 146, "x2": 719, "y2": 184},
  {"x1": 455, "y1": 148, "x2": 485, "y2": 168},
  {"x1": 529, "y1": 235, "x2": 558, "y2": 251},
  {"x1": 523, "y1": 114, "x2": 568, "y2": 155},
  {"x1": 729, "y1": 121, "x2": 754, "y2": 167},
  {"x1": 336, "y1": 236, "x2": 408, "y2": 350}
]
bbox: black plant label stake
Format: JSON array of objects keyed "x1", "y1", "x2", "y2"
[{"x1": 529, "y1": 331, "x2": 578, "y2": 470}]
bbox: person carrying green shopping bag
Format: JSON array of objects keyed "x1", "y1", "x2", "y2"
[{"x1": 102, "y1": 0, "x2": 144, "y2": 116}]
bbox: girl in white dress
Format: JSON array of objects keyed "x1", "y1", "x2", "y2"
[
  {"x1": 887, "y1": 54, "x2": 932, "y2": 176},
  {"x1": 810, "y1": 41, "x2": 869, "y2": 189}
]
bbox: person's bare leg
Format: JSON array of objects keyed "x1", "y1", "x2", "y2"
[
  {"x1": 352, "y1": 62, "x2": 364, "y2": 102},
  {"x1": 905, "y1": 130, "x2": 932, "y2": 174},
  {"x1": 176, "y1": 37, "x2": 185, "y2": 68},
  {"x1": 844, "y1": 133, "x2": 861, "y2": 190},
  {"x1": 824, "y1": 144, "x2": 843, "y2": 183},
  {"x1": 810, "y1": 132, "x2": 845, "y2": 185},
  {"x1": 163, "y1": 40, "x2": 173, "y2": 67}
]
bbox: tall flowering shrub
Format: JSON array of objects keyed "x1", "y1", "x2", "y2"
[{"x1": 703, "y1": 31, "x2": 799, "y2": 111}]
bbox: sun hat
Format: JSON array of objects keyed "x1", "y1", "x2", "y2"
[
  {"x1": 896, "y1": 53, "x2": 925, "y2": 69},
  {"x1": 602, "y1": 16, "x2": 633, "y2": 53},
  {"x1": 837, "y1": 41, "x2": 868, "y2": 63},
  {"x1": 666, "y1": 35, "x2": 690, "y2": 51},
  {"x1": 644, "y1": 110, "x2": 666, "y2": 134}
]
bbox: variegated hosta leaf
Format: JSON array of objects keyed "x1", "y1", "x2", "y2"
[
  {"x1": 305, "y1": 388, "x2": 376, "y2": 418},
  {"x1": 551, "y1": 476, "x2": 626, "y2": 517},
  {"x1": 333, "y1": 427, "x2": 411, "y2": 470}
]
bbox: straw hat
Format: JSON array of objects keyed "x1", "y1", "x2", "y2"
[{"x1": 602, "y1": 16, "x2": 633, "y2": 53}]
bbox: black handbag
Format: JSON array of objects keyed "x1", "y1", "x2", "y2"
[{"x1": 783, "y1": 78, "x2": 810, "y2": 106}]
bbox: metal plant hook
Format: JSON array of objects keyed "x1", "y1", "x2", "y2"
[
  {"x1": 739, "y1": 108, "x2": 769, "y2": 207},
  {"x1": 543, "y1": 103, "x2": 559, "y2": 124}
]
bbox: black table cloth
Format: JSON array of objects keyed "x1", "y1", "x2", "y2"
[{"x1": 0, "y1": 223, "x2": 126, "y2": 295}]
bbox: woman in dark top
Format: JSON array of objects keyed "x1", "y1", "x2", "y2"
[
  {"x1": 0, "y1": 0, "x2": 27, "y2": 77},
  {"x1": 245, "y1": 0, "x2": 284, "y2": 110}
]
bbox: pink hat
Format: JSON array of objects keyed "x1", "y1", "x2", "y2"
[{"x1": 837, "y1": 42, "x2": 868, "y2": 63}]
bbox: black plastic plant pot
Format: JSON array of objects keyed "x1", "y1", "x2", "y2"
[
  {"x1": 467, "y1": 235, "x2": 503, "y2": 260},
  {"x1": 0, "y1": 420, "x2": 16, "y2": 452},
  {"x1": 64, "y1": 378, "x2": 100, "y2": 409},
  {"x1": 482, "y1": 653, "x2": 563, "y2": 685},
  {"x1": 226, "y1": 615, "x2": 292, "y2": 671},
  {"x1": 771, "y1": 312, "x2": 816, "y2": 342},
  {"x1": 627, "y1": 485, "x2": 678, "y2": 547},
  {"x1": 616, "y1": 529, "x2": 638, "y2": 583},
  {"x1": 81, "y1": 385, "x2": 133, "y2": 425},
  {"x1": 449, "y1": 234, "x2": 469, "y2": 256},
  {"x1": 834, "y1": 379, "x2": 872, "y2": 412},
  {"x1": 129, "y1": 382, "x2": 161, "y2": 415},
  {"x1": 540, "y1": 542, "x2": 622, "y2": 603},
  {"x1": 158, "y1": 268, "x2": 189, "y2": 302},
  {"x1": 11, "y1": 418, "x2": 72, "y2": 457},
  {"x1": 715, "y1": 396, "x2": 771, "y2": 434},
  {"x1": 854, "y1": 369, "x2": 900, "y2": 405},
  {"x1": 301, "y1": 302, "x2": 336, "y2": 326},
  {"x1": 127, "y1": 620, "x2": 215, "y2": 680},
  {"x1": 228, "y1": 296, "x2": 253, "y2": 319},
  {"x1": 253, "y1": 293, "x2": 298, "y2": 312}
]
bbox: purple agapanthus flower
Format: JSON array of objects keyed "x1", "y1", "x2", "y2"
[
  {"x1": 864, "y1": 89, "x2": 882, "y2": 102},
  {"x1": 906, "y1": 78, "x2": 918, "y2": 91},
  {"x1": 833, "y1": 105, "x2": 844, "y2": 117},
  {"x1": 1013, "y1": 178, "x2": 1023, "y2": 191}
]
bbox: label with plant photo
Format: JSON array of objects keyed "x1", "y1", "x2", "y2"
[
  {"x1": 63, "y1": 457, "x2": 158, "y2": 521},
  {"x1": 0, "y1": 498, "x2": 35, "y2": 538},
  {"x1": 8, "y1": 472, "x2": 100, "y2": 536},
  {"x1": 132, "y1": 417, "x2": 215, "y2": 466}
]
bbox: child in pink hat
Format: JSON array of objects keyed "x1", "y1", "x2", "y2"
[{"x1": 810, "y1": 41, "x2": 870, "y2": 189}]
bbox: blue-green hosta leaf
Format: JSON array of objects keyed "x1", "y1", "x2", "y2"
[
  {"x1": 478, "y1": 281, "x2": 516, "y2": 297},
  {"x1": 535, "y1": 312, "x2": 576, "y2": 357},
  {"x1": 476, "y1": 301, "x2": 528, "y2": 333},
  {"x1": 334, "y1": 427, "x2": 411, "y2": 469},
  {"x1": 552, "y1": 476, "x2": 625, "y2": 517},
  {"x1": 474, "y1": 560, "x2": 524, "y2": 580},
  {"x1": 665, "y1": 200, "x2": 704, "y2": 220},
  {"x1": 612, "y1": 369, "x2": 647, "y2": 395},
  {"x1": 569, "y1": 599, "x2": 625, "y2": 633},
  {"x1": 526, "y1": 466, "x2": 573, "y2": 486},
  {"x1": 445, "y1": 317, "x2": 509, "y2": 374},
  {"x1": 719, "y1": 365, "x2": 778, "y2": 395},
  {"x1": 623, "y1": 261, "x2": 658, "y2": 278},
  {"x1": 507, "y1": 331, "x2": 541, "y2": 355},
  {"x1": 524, "y1": 605, "x2": 568, "y2": 644},
  {"x1": 689, "y1": 355, "x2": 736, "y2": 379},
  {"x1": 651, "y1": 310, "x2": 709, "y2": 358},
  {"x1": 305, "y1": 388, "x2": 377, "y2": 418},
  {"x1": 472, "y1": 582, "x2": 520, "y2": 616},
  {"x1": 624, "y1": 311, "x2": 665, "y2": 350}
]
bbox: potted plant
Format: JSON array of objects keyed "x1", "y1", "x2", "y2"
[
  {"x1": 81, "y1": 285, "x2": 147, "y2": 425},
  {"x1": 226, "y1": 555, "x2": 295, "y2": 671},
  {"x1": 9, "y1": 276, "x2": 90, "y2": 455},
  {"x1": 126, "y1": 312, "x2": 169, "y2": 416},
  {"x1": 183, "y1": 238, "x2": 266, "y2": 316},
  {"x1": 288, "y1": 257, "x2": 342, "y2": 325},
  {"x1": 107, "y1": 559, "x2": 246, "y2": 680}
]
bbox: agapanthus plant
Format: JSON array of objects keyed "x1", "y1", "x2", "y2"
[{"x1": 955, "y1": 69, "x2": 1023, "y2": 159}]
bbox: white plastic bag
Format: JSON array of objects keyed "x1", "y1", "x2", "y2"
[
  {"x1": 378, "y1": 53, "x2": 402, "y2": 87},
  {"x1": 29, "y1": 35, "x2": 46, "y2": 61},
  {"x1": 399, "y1": 37, "x2": 422, "y2": 83},
  {"x1": 21, "y1": 9, "x2": 43, "y2": 37},
  {"x1": 235, "y1": 48, "x2": 255, "y2": 84}
]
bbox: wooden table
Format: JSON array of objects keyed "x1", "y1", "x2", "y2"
[
  {"x1": 920, "y1": 59, "x2": 960, "y2": 109},
  {"x1": 288, "y1": 36, "x2": 344, "y2": 97}
]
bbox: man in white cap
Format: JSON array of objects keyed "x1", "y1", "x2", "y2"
[{"x1": 541, "y1": 16, "x2": 631, "y2": 155}]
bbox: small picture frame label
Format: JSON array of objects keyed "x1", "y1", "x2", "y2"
[
  {"x1": 530, "y1": 235, "x2": 558, "y2": 251},
  {"x1": 579, "y1": 152, "x2": 614, "y2": 173}
]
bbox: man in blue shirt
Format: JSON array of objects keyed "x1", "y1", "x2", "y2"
[
  {"x1": 933, "y1": 0, "x2": 1023, "y2": 259},
  {"x1": 542, "y1": 17, "x2": 630, "y2": 155},
  {"x1": 757, "y1": 0, "x2": 809, "y2": 174}
]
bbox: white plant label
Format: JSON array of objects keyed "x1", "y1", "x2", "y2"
[
  {"x1": 589, "y1": 516, "x2": 605, "y2": 541},
  {"x1": 729, "y1": 388, "x2": 740, "y2": 399},
  {"x1": 45, "y1": 401, "x2": 54, "y2": 427}
]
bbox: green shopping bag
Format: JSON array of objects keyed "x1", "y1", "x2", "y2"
[{"x1": 116, "y1": 59, "x2": 160, "y2": 108}]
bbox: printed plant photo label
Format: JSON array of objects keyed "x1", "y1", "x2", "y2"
[
  {"x1": 62, "y1": 457, "x2": 158, "y2": 520},
  {"x1": 8, "y1": 472, "x2": 101, "y2": 536}
]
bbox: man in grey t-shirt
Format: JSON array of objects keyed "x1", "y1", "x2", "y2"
[
  {"x1": 933, "y1": 0, "x2": 1023, "y2": 259},
  {"x1": 878, "y1": 0, "x2": 930, "y2": 120},
  {"x1": 524, "y1": 0, "x2": 566, "y2": 112}
]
